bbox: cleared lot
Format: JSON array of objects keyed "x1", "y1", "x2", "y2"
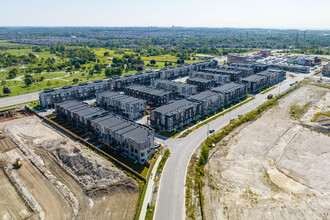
[
  {"x1": 204, "y1": 84, "x2": 330, "y2": 219},
  {"x1": 0, "y1": 116, "x2": 139, "y2": 220}
]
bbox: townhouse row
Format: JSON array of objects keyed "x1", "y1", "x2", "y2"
[
  {"x1": 241, "y1": 69, "x2": 286, "y2": 93},
  {"x1": 150, "y1": 82, "x2": 247, "y2": 131},
  {"x1": 124, "y1": 85, "x2": 173, "y2": 107},
  {"x1": 152, "y1": 79, "x2": 197, "y2": 98},
  {"x1": 96, "y1": 91, "x2": 146, "y2": 119},
  {"x1": 55, "y1": 100, "x2": 154, "y2": 164},
  {"x1": 39, "y1": 80, "x2": 114, "y2": 108}
]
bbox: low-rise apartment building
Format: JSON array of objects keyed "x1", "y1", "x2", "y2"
[
  {"x1": 124, "y1": 85, "x2": 173, "y2": 106},
  {"x1": 211, "y1": 82, "x2": 247, "y2": 105},
  {"x1": 39, "y1": 79, "x2": 114, "y2": 107},
  {"x1": 150, "y1": 99, "x2": 202, "y2": 132},
  {"x1": 96, "y1": 91, "x2": 146, "y2": 119},
  {"x1": 55, "y1": 100, "x2": 154, "y2": 164},
  {"x1": 187, "y1": 77, "x2": 215, "y2": 92},
  {"x1": 152, "y1": 79, "x2": 197, "y2": 98}
]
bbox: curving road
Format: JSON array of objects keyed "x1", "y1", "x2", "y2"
[{"x1": 153, "y1": 71, "x2": 314, "y2": 220}]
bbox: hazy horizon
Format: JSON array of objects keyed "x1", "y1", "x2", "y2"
[{"x1": 1, "y1": 0, "x2": 329, "y2": 29}]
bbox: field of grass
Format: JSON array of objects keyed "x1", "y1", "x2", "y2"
[
  {"x1": 2, "y1": 47, "x2": 54, "y2": 60},
  {"x1": 0, "y1": 79, "x2": 72, "y2": 98}
]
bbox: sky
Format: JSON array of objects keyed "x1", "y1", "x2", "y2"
[{"x1": 0, "y1": 0, "x2": 329, "y2": 29}]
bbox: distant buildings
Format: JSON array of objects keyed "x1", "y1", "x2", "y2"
[
  {"x1": 270, "y1": 64, "x2": 310, "y2": 73},
  {"x1": 96, "y1": 91, "x2": 146, "y2": 119},
  {"x1": 287, "y1": 56, "x2": 321, "y2": 66},
  {"x1": 55, "y1": 100, "x2": 154, "y2": 164},
  {"x1": 227, "y1": 53, "x2": 255, "y2": 64},
  {"x1": 258, "y1": 49, "x2": 272, "y2": 57}
]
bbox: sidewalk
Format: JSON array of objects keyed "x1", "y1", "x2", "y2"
[{"x1": 139, "y1": 152, "x2": 163, "y2": 220}]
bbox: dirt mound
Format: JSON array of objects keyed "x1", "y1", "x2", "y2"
[{"x1": 55, "y1": 146, "x2": 126, "y2": 189}]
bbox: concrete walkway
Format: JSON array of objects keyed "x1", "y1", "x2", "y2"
[{"x1": 139, "y1": 152, "x2": 163, "y2": 220}]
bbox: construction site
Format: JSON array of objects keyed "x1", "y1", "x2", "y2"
[
  {"x1": 203, "y1": 82, "x2": 330, "y2": 219},
  {"x1": 0, "y1": 107, "x2": 139, "y2": 220}
]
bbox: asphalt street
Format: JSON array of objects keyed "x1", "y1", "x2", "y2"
[{"x1": 0, "y1": 92, "x2": 39, "y2": 108}]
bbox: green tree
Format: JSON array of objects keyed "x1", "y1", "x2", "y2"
[
  {"x1": 150, "y1": 59, "x2": 156, "y2": 65},
  {"x1": 89, "y1": 68, "x2": 94, "y2": 76},
  {"x1": 3, "y1": 87, "x2": 11, "y2": 94},
  {"x1": 94, "y1": 64, "x2": 101, "y2": 72},
  {"x1": 8, "y1": 68, "x2": 18, "y2": 79},
  {"x1": 24, "y1": 74, "x2": 34, "y2": 87},
  {"x1": 105, "y1": 68, "x2": 111, "y2": 77},
  {"x1": 74, "y1": 62, "x2": 81, "y2": 69},
  {"x1": 104, "y1": 51, "x2": 110, "y2": 56}
]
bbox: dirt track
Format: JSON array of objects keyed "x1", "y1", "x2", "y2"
[
  {"x1": 204, "y1": 84, "x2": 330, "y2": 220},
  {"x1": 0, "y1": 168, "x2": 38, "y2": 220}
]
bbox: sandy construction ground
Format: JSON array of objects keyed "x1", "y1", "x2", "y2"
[
  {"x1": 204, "y1": 84, "x2": 330, "y2": 220},
  {"x1": 0, "y1": 116, "x2": 139, "y2": 220}
]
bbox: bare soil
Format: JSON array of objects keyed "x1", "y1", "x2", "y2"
[
  {"x1": 0, "y1": 116, "x2": 139, "y2": 220},
  {"x1": 204, "y1": 84, "x2": 330, "y2": 220}
]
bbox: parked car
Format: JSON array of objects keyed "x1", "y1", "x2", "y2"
[
  {"x1": 209, "y1": 129, "x2": 215, "y2": 134},
  {"x1": 230, "y1": 117, "x2": 235, "y2": 122},
  {"x1": 238, "y1": 113, "x2": 243, "y2": 117},
  {"x1": 267, "y1": 94, "x2": 273, "y2": 99}
]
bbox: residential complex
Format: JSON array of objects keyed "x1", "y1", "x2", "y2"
[
  {"x1": 124, "y1": 85, "x2": 173, "y2": 106},
  {"x1": 211, "y1": 82, "x2": 247, "y2": 105},
  {"x1": 39, "y1": 79, "x2": 113, "y2": 107},
  {"x1": 187, "y1": 77, "x2": 215, "y2": 91},
  {"x1": 241, "y1": 69, "x2": 286, "y2": 93},
  {"x1": 96, "y1": 91, "x2": 147, "y2": 119},
  {"x1": 203, "y1": 68, "x2": 242, "y2": 82},
  {"x1": 190, "y1": 71, "x2": 230, "y2": 86},
  {"x1": 187, "y1": 90, "x2": 224, "y2": 115},
  {"x1": 152, "y1": 79, "x2": 197, "y2": 98},
  {"x1": 55, "y1": 100, "x2": 154, "y2": 164},
  {"x1": 150, "y1": 99, "x2": 202, "y2": 132}
]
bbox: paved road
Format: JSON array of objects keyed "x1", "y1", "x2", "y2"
[
  {"x1": 0, "y1": 92, "x2": 39, "y2": 108},
  {"x1": 154, "y1": 72, "x2": 314, "y2": 220}
]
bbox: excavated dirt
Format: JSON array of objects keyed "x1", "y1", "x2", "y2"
[
  {"x1": 204, "y1": 84, "x2": 330, "y2": 220},
  {"x1": 0, "y1": 116, "x2": 139, "y2": 220}
]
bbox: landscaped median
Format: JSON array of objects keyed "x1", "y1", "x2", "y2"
[{"x1": 185, "y1": 79, "x2": 309, "y2": 219}]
